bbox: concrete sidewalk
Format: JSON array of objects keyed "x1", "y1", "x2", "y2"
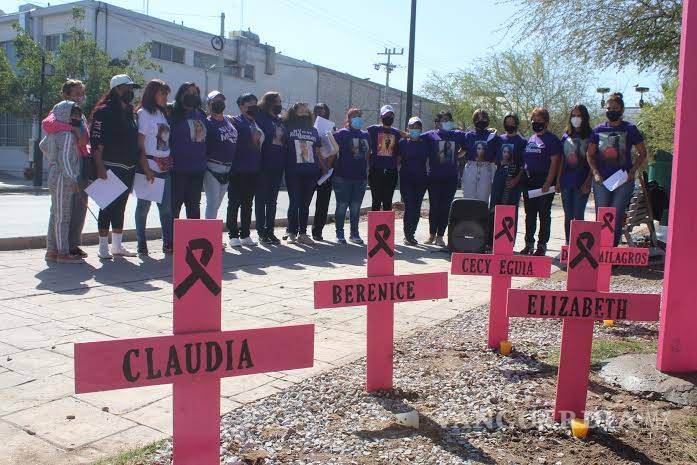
[{"x1": 0, "y1": 201, "x2": 577, "y2": 465}]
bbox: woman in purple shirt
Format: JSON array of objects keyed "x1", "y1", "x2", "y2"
[
  {"x1": 399, "y1": 116, "x2": 431, "y2": 245},
  {"x1": 587, "y1": 92, "x2": 648, "y2": 246}
]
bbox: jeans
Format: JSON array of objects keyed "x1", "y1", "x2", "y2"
[
  {"x1": 561, "y1": 186, "x2": 590, "y2": 244},
  {"x1": 369, "y1": 167, "x2": 398, "y2": 211},
  {"x1": 203, "y1": 162, "x2": 231, "y2": 219},
  {"x1": 255, "y1": 168, "x2": 284, "y2": 237},
  {"x1": 333, "y1": 175, "x2": 367, "y2": 239},
  {"x1": 135, "y1": 171, "x2": 173, "y2": 248},
  {"x1": 173, "y1": 171, "x2": 205, "y2": 219},
  {"x1": 593, "y1": 178, "x2": 635, "y2": 246},
  {"x1": 286, "y1": 170, "x2": 318, "y2": 235},
  {"x1": 312, "y1": 176, "x2": 332, "y2": 237},
  {"x1": 400, "y1": 175, "x2": 427, "y2": 239},
  {"x1": 522, "y1": 173, "x2": 554, "y2": 248},
  {"x1": 427, "y1": 176, "x2": 458, "y2": 237},
  {"x1": 227, "y1": 171, "x2": 258, "y2": 239}
]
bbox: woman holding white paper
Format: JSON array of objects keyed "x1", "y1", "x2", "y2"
[
  {"x1": 134, "y1": 79, "x2": 173, "y2": 255},
  {"x1": 311, "y1": 103, "x2": 336, "y2": 241},
  {"x1": 587, "y1": 92, "x2": 648, "y2": 246}
]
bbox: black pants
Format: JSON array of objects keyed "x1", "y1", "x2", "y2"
[
  {"x1": 523, "y1": 172, "x2": 554, "y2": 248},
  {"x1": 428, "y1": 176, "x2": 458, "y2": 236},
  {"x1": 227, "y1": 171, "x2": 258, "y2": 238},
  {"x1": 173, "y1": 171, "x2": 205, "y2": 219},
  {"x1": 401, "y1": 175, "x2": 427, "y2": 239},
  {"x1": 97, "y1": 165, "x2": 134, "y2": 231},
  {"x1": 369, "y1": 167, "x2": 398, "y2": 211},
  {"x1": 312, "y1": 177, "x2": 332, "y2": 237}
]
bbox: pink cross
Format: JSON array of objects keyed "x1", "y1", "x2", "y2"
[
  {"x1": 451, "y1": 205, "x2": 552, "y2": 349},
  {"x1": 313, "y1": 211, "x2": 448, "y2": 391},
  {"x1": 74, "y1": 220, "x2": 315, "y2": 465},
  {"x1": 507, "y1": 220, "x2": 660, "y2": 421}
]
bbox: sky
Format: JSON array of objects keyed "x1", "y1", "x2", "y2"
[{"x1": 1, "y1": 0, "x2": 663, "y2": 107}]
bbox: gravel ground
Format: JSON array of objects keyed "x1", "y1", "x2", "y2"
[{"x1": 144, "y1": 267, "x2": 697, "y2": 465}]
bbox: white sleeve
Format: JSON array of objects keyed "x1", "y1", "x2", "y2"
[{"x1": 137, "y1": 109, "x2": 154, "y2": 136}]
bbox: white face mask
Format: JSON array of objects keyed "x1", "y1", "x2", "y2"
[{"x1": 570, "y1": 116, "x2": 582, "y2": 129}]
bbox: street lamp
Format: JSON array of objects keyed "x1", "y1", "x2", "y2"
[
  {"x1": 597, "y1": 87, "x2": 610, "y2": 109},
  {"x1": 635, "y1": 86, "x2": 650, "y2": 107},
  {"x1": 32, "y1": 51, "x2": 55, "y2": 186}
]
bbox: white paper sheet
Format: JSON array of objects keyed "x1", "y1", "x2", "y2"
[
  {"x1": 314, "y1": 116, "x2": 339, "y2": 159},
  {"x1": 84, "y1": 169, "x2": 128, "y2": 209},
  {"x1": 133, "y1": 173, "x2": 165, "y2": 203},
  {"x1": 527, "y1": 186, "x2": 556, "y2": 199},
  {"x1": 317, "y1": 168, "x2": 334, "y2": 186},
  {"x1": 603, "y1": 169, "x2": 629, "y2": 192}
]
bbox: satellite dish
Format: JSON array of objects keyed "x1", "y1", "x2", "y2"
[{"x1": 211, "y1": 35, "x2": 224, "y2": 51}]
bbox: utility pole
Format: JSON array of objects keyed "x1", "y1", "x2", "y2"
[
  {"x1": 218, "y1": 12, "x2": 225, "y2": 91},
  {"x1": 374, "y1": 47, "x2": 403, "y2": 111},
  {"x1": 404, "y1": 0, "x2": 416, "y2": 128}
]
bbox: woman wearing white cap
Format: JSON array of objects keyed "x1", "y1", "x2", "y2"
[
  {"x1": 367, "y1": 105, "x2": 402, "y2": 211},
  {"x1": 203, "y1": 90, "x2": 237, "y2": 220},
  {"x1": 90, "y1": 74, "x2": 141, "y2": 259},
  {"x1": 398, "y1": 116, "x2": 431, "y2": 245}
]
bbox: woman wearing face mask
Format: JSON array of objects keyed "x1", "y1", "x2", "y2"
[
  {"x1": 367, "y1": 105, "x2": 402, "y2": 211},
  {"x1": 587, "y1": 92, "x2": 647, "y2": 246},
  {"x1": 311, "y1": 103, "x2": 335, "y2": 241},
  {"x1": 227, "y1": 93, "x2": 263, "y2": 247},
  {"x1": 398, "y1": 117, "x2": 431, "y2": 245},
  {"x1": 557, "y1": 105, "x2": 593, "y2": 245},
  {"x1": 519, "y1": 107, "x2": 562, "y2": 256},
  {"x1": 203, "y1": 90, "x2": 237, "y2": 221},
  {"x1": 134, "y1": 79, "x2": 173, "y2": 255},
  {"x1": 90, "y1": 74, "x2": 141, "y2": 259},
  {"x1": 461, "y1": 109, "x2": 499, "y2": 203},
  {"x1": 170, "y1": 82, "x2": 207, "y2": 220},
  {"x1": 332, "y1": 107, "x2": 370, "y2": 244},
  {"x1": 284, "y1": 102, "x2": 324, "y2": 244},
  {"x1": 422, "y1": 110, "x2": 461, "y2": 247},
  {"x1": 255, "y1": 92, "x2": 286, "y2": 244}
]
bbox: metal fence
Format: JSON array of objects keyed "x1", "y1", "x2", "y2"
[{"x1": 0, "y1": 113, "x2": 33, "y2": 147}]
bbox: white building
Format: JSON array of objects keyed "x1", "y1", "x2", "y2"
[{"x1": 0, "y1": 1, "x2": 439, "y2": 176}]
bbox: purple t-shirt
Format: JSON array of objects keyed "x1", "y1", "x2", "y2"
[
  {"x1": 398, "y1": 137, "x2": 431, "y2": 179},
  {"x1": 205, "y1": 116, "x2": 237, "y2": 164},
  {"x1": 286, "y1": 126, "x2": 322, "y2": 176},
  {"x1": 523, "y1": 131, "x2": 562, "y2": 175},
  {"x1": 560, "y1": 133, "x2": 590, "y2": 189},
  {"x1": 231, "y1": 114, "x2": 264, "y2": 173},
  {"x1": 591, "y1": 121, "x2": 644, "y2": 178},
  {"x1": 333, "y1": 127, "x2": 369, "y2": 180},
  {"x1": 367, "y1": 125, "x2": 401, "y2": 170},
  {"x1": 255, "y1": 112, "x2": 286, "y2": 171},
  {"x1": 423, "y1": 129, "x2": 461, "y2": 179},
  {"x1": 171, "y1": 110, "x2": 207, "y2": 173},
  {"x1": 463, "y1": 129, "x2": 499, "y2": 162}
]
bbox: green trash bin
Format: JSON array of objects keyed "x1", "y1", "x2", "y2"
[{"x1": 648, "y1": 149, "x2": 672, "y2": 225}]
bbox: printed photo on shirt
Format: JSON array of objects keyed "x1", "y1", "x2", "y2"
[
  {"x1": 188, "y1": 119, "x2": 207, "y2": 143},
  {"x1": 437, "y1": 140, "x2": 455, "y2": 164},
  {"x1": 597, "y1": 131, "x2": 626, "y2": 168},
  {"x1": 351, "y1": 138, "x2": 369, "y2": 160},
  {"x1": 500, "y1": 143, "x2": 514, "y2": 165},
  {"x1": 156, "y1": 123, "x2": 170, "y2": 151},
  {"x1": 295, "y1": 140, "x2": 315, "y2": 164},
  {"x1": 563, "y1": 138, "x2": 588, "y2": 170},
  {"x1": 251, "y1": 123, "x2": 265, "y2": 152},
  {"x1": 272, "y1": 122, "x2": 285, "y2": 146},
  {"x1": 474, "y1": 140, "x2": 487, "y2": 161},
  {"x1": 377, "y1": 133, "x2": 396, "y2": 157}
]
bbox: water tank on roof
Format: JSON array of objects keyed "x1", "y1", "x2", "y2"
[
  {"x1": 19, "y1": 3, "x2": 40, "y2": 12},
  {"x1": 230, "y1": 30, "x2": 260, "y2": 44}
]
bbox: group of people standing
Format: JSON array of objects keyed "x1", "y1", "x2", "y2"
[{"x1": 41, "y1": 73, "x2": 645, "y2": 264}]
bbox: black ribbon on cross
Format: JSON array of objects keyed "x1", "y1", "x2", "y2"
[
  {"x1": 174, "y1": 238, "x2": 221, "y2": 299},
  {"x1": 601, "y1": 212, "x2": 615, "y2": 233},
  {"x1": 494, "y1": 216, "x2": 515, "y2": 243},
  {"x1": 368, "y1": 224, "x2": 395, "y2": 258},
  {"x1": 569, "y1": 231, "x2": 599, "y2": 270}
]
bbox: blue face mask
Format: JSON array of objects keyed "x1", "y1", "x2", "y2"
[
  {"x1": 409, "y1": 129, "x2": 421, "y2": 138},
  {"x1": 441, "y1": 121, "x2": 454, "y2": 131},
  {"x1": 350, "y1": 116, "x2": 363, "y2": 129}
]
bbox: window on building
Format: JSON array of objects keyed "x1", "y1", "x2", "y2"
[
  {"x1": 194, "y1": 51, "x2": 241, "y2": 77},
  {"x1": 150, "y1": 41, "x2": 185, "y2": 64},
  {"x1": 243, "y1": 64, "x2": 255, "y2": 80},
  {"x1": 0, "y1": 41, "x2": 17, "y2": 69},
  {"x1": 44, "y1": 34, "x2": 61, "y2": 52}
]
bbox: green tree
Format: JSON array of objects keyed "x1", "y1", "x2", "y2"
[
  {"x1": 637, "y1": 78, "x2": 678, "y2": 154},
  {"x1": 0, "y1": 49, "x2": 21, "y2": 113},
  {"x1": 421, "y1": 50, "x2": 594, "y2": 136},
  {"x1": 505, "y1": 0, "x2": 682, "y2": 75}
]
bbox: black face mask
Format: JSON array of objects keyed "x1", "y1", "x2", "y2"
[
  {"x1": 121, "y1": 90, "x2": 134, "y2": 104},
  {"x1": 182, "y1": 94, "x2": 201, "y2": 108},
  {"x1": 606, "y1": 110, "x2": 622, "y2": 122},
  {"x1": 246, "y1": 105, "x2": 258, "y2": 116},
  {"x1": 272, "y1": 104, "x2": 283, "y2": 115},
  {"x1": 297, "y1": 115, "x2": 313, "y2": 127},
  {"x1": 531, "y1": 121, "x2": 546, "y2": 133},
  {"x1": 504, "y1": 124, "x2": 517, "y2": 134},
  {"x1": 381, "y1": 115, "x2": 394, "y2": 126},
  {"x1": 475, "y1": 120, "x2": 489, "y2": 131},
  {"x1": 70, "y1": 119, "x2": 82, "y2": 127},
  {"x1": 211, "y1": 101, "x2": 226, "y2": 114}
]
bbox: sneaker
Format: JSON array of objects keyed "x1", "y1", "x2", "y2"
[
  {"x1": 260, "y1": 236, "x2": 273, "y2": 245},
  {"x1": 435, "y1": 236, "x2": 446, "y2": 247},
  {"x1": 240, "y1": 236, "x2": 258, "y2": 247},
  {"x1": 424, "y1": 234, "x2": 436, "y2": 245},
  {"x1": 57, "y1": 253, "x2": 84, "y2": 264},
  {"x1": 533, "y1": 246, "x2": 547, "y2": 256},
  {"x1": 138, "y1": 245, "x2": 149, "y2": 256},
  {"x1": 70, "y1": 247, "x2": 88, "y2": 258},
  {"x1": 112, "y1": 245, "x2": 137, "y2": 257},
  {"x1": 349, "y1": 236, "x2": 364, "y2": 245},
  {"x1": 297, "y1": 234, "x2": 314, "y2": 245},
  {"x1": 45, "y1": 251, "x2": 58, "y2": 262},
  {"x1": 229, "y1": 237, "x2": 242, "y2": 247},
  {"x1": 98, "y1": 248, "x2": 113, "y2": 260},
  {"x1": 336, "y1": 233, "x2": 347, "y2": 244},
  {"x1": 282, "y1": 233, "x2": 289, "y2": 241},
  {"x1": 268, "y1": 234, "x2": 281, "y2": 244},
  {"x1": 404, "y1": 237, "x2": 418, "y2": 246},
  {"x1": 312, "y1": 234, "x2": 323, "y2": 241},
  {"x1": 519, "y1": 244, "x2": 534, "y2": 255},
  {"x1": 288, "y1": 233, "x2": 298, "y2": 243}
]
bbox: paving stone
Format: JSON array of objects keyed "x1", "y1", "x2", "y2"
[
  {"x1": 77, "y1": 384, "x2": 172, "y2": 415},
  {"x1": 0, "y1": 374, "x2": 74, "y2": 416},
  {"x1": 1, "y1": 348, "x2": 73, "y2": 378},
  {"x1": 0, "y1": 420, "x2": 70, "y2": 465}
]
